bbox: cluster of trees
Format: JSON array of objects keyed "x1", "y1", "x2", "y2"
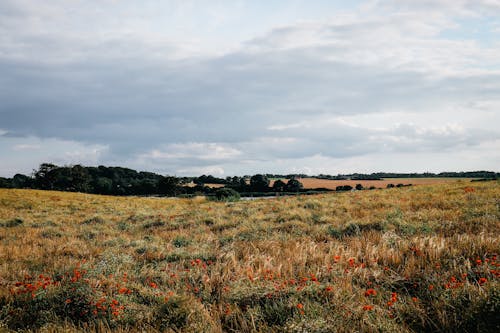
[
  {"x1": 317, "y1": 171, "x2": 498, "y2": 180},
  {"x1": 0, "y1": 163, "x2": 188, "y2": 196},
  {"x1": 0, "y1": 164, "x2": 306, "y2": 197}
]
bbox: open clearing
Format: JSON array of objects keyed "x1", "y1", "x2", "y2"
[{"x1": 0, "y1": 181, "x2": 498, "y2": 332}]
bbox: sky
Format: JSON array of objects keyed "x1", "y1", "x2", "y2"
[{"x1": 1, "y1": 0, "x2": 500, "y2": 177}]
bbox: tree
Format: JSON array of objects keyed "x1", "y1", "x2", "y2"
[
  {"x1": 70, "y1": 165, "x2": 90, "y2": 192},
  {"x1": 285, "y1": 178, "x2": 303, "y2": 192},
  {"x1": 250, "y1": 174, "x2": 270, "y2": 191},
  {"x1": 0, "y1": 177, "x2": 11, "y2": 188},
  {"x1": 158, "y1": 176, "x2": 181, "y2": 196},
  {"x1": 272, "y1": 179, "x2": 286, "y2": 192},
  {"x1": 92, "y1": 177, "x2": 113, "y2": 194},
  {"x1": 33, "y1": 163, "x2": 58, "y2": 190},
  {"x1": 12, "y1": 174, "x2": 32, "y2": 188}
]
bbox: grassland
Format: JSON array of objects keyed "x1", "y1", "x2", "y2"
[
  {"x1": 0, "y1": 180, "x2": 499, "y2": 332},
  {"x1": 275, "y1": 177, "x2": 477, "y2": 190}
]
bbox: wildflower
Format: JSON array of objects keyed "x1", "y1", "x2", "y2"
[
  {"x1": 364, "y1": 289, "x2": 377, "y2": 297},
  {"x1": 65, "y1": 299, "x2": 72, "y2": 304},
  {"x1": 412, "y1": 297, "x2": 418, "y2": 302},
  {"x1": 478, "y1": 277, "x2": 487, "y2": 285},
  {"x1": 428, "y1": 284, "x2": 434, "y2": 291},
  {"x1": 325, "y1": 286, "x2": 333, "y2": 292},
  {"x1": 296, "y1": 303, "x2": 304, "y2": 309},
  {"x1": 149, "y1": 282, "x2": 158, "y2": 288},
  {"x1": 118, "y1": 287, "x2": 130, "y2": 294},
  {"x1": 363, "y1": 305, "x2": 373, "y2": 311}
]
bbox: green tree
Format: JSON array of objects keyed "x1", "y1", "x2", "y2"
[
  {"x1": 272, "y1": 179, "x2": 286, "y2": 192},
  {"x1": 33, "y1": 163, "x2": 59, "y2": 190},
  {"x1": 250, "y1": 174, "x2": 270, "y2": 191},
  {"x1": 285, "y1": 178, "x2": 303, "y2": 192},
  {"x1": 158, "y1": 176, "x2": 180, "y2": 196}
]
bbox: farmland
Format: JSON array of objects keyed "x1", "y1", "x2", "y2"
[
  {"x1": 0, "y1": 180, "x2": 499, "y2": 332},
  {"x1": 273, "y1": 177, "x2": 476, "y2": 190}
]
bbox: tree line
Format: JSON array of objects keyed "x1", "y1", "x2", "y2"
[
  {"x1": 1, "y1": 163, "x2": 497, "y2": 197},
  {"x1": 0, "y1": 163, "x2": 308, "y2": 197},
  {"x1": 317, "y1": 171, "x2": 498, "y2": 180}
]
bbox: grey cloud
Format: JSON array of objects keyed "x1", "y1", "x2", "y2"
[{"x1": 1, "y1": 1, "x2": 499, "y2": 175}]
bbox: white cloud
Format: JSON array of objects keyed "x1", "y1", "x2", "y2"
[
  {"x1": 0, "y1": 1, "x2": 499, "y2": 176},
  {"x1": 0, "y1": 135, "x2": 109, "y2": 176},
  {"x1": 141, "y1": 143, "x2": 242, "y2": 161},
  {"x1": 12, "y1": 144, "x2": 40, "y2": 151}
]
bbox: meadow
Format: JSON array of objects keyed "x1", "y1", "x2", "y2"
[{"x1": 0, "y1": 180, "x2": 498, "y2": 332}]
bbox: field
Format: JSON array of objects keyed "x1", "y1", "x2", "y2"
[
  {"x1": 201, "y1": 177, "x2": 469, "y2": 191},
  {"x1": 275, "y1": 178, "x2": 478, "y2": 190},
  {"x1": 0, "y1": 181, "x2": 499, "y2": 332}
]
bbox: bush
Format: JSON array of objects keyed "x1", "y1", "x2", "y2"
[
  {"x1": 336, "y1": 185, "x2": 353, "y2": 192},
  {"x1": 214, "y1": 188, "x2": 240, "y2": 201},
  {"x1": 172, "y1": 236, "x2": 190, "y2": 248}
]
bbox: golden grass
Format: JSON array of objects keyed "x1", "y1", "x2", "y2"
[
  {"x1": 270, "y1": 177, "x2": 478, "y2": 189},
  {"x1": 0, "y1": 181, "x2": 499, "y2": 332}
]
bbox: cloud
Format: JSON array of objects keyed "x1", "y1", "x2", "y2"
[
  {"x1": 0, "y1": 1, "x2": 499, "y2": 176},
  {"x1": 0, "y1": 135, "x2": 108, "y2": 176}
]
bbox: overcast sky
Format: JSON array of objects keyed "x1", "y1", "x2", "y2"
[{"x1": 1, "y1": 0, "x2": 499, "y2": 177}]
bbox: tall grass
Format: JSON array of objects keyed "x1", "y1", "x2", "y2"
[{"x1": 0, "y1": 181, "x2": 498, "y2": 332}]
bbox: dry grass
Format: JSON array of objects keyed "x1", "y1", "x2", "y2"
[
  {"x1": 0, "y1": 181, "x2": 499, "y2": 332},
  {"x1": 272, "y1": 177, "x2": 478, "y2": 190}
]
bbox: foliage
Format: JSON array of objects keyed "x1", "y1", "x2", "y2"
[
  {"x1": 250, "y1": 174, "x2": 270, "y2": 191},
  {"x1": 285, "y1": 177, "x2": 304, "y2": 192},
  {"x1": 214, "y1": 187, "x2": 240, "y2": 201}
]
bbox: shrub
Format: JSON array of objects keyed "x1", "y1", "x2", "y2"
[
  {"x1": 172, "y1": 236, "x2": 190, "y2": 248},
  {"x1": 214, "y1": 188, "x2": 240, "y2": 201},
  {"x1": 336, "y1": 185, "x2": 353, "y2": 191}
]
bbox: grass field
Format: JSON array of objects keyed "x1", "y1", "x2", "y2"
[
  {"x1": 280, "y1": 177, "x2": 478, "y2": 190},
  {"x1": 202, "y1": 177, "x2": 470, "y2": 191},
  {"x1": 0, "y1": 180, "x2": 499, "y2": 332}
]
